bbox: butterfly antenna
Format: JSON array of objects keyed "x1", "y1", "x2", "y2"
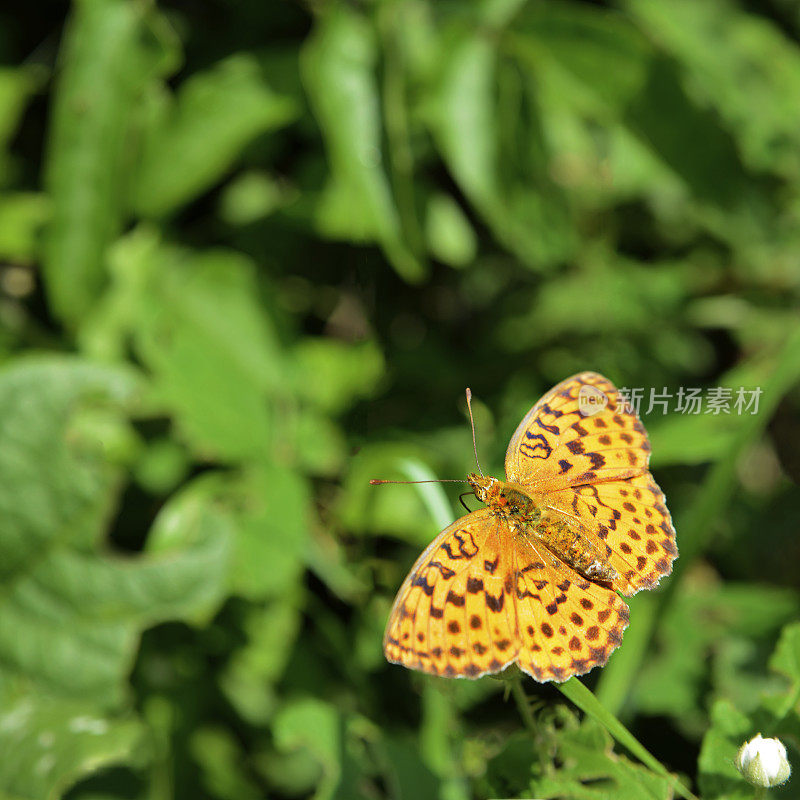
[
  {"x1": 465, "y1": 388, "x2": 484, "y2": 477},
  {"x1": 369, "y1": 479, "x2": 465, "y2": 485}
]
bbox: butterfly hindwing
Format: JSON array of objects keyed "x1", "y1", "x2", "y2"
[
  {"x1": 546, "y1": 473, "x2": 677, "y2": 596},
  {"x1": 514, "y1": 536, "x2": 630, "y2": 681}
]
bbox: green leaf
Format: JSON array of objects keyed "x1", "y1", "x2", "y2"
[
  {"x1": 0, "y1": 193, "x2": 51, "y2": 263},
  {"x1": 633, "y1": 582, "x2": 799, "y2": 724},
  {"x1": 511, "y1": 2, "x2": 652, "y2": 113},
  {"x1": 219, "y1": 599, "x2": 302, "y2": 724},
  {"x1": 301, "y1": 6, "x2": 425, "y2": 282},
  {"x1": 769, "y1": 623, "x2": 800, "y2": 720},
  {"x1": 676, "y1": 324, "x2": 800, "y2": 570},
  {"x1": 532, "y1": 716, "x2": 676, "y2": 800},
  {"x1": 0, "y1": 357, "x2": 233, "y2": 798},
  {"x1": 647, "y1": 411, "x2": 738, "y2": 468},
  {"x1": 135, "y1": 252, "x2": 279, "y2": 459},
  {"x1": 509, "y1": 2, "x2": 750, "y2": 213},
  {"x1": 133, "y1": 437, "x2": 190, "y2": 494},
  {"x1": 122, "y1": 239, "x2": 283, "y2": 463},
  {"x1": 218, "y1": 171, "x2": 289, "y2": 226},
  {"x1": 382, "y1": 736, "x2": 442, "y2": 800},
  {"x1": 430, "y1": 32, "x2": 497, "y2": 218},
  {"x1": 132, "y1": 55, "x2": 297, "y2": 217},
  {"x1": 623, "y1": 56, "x2": 749, "y2": 209},
  {"x1": 698, "y1": 623, "x2": 800, "y2": 800},
  {"x1": 0, "y1": 65, "x2": 46, "y2": 184},
  {"x1": 429, "y1": 27, "x2": 573, "y2": 268},
  {"x1": 142, "y1": 476, "x2": 235, "y2": 622},
  {"x1": 272, "y1": 698, "x2": 341, "y2": 800},
  {"x1": 0, "y1": 65, "x2": 45, "y2": 153},
  {"x1": 141, "y1": 461, "x2": 309, "y2": 603},
  {"x1": 292, "y1": 338, "x2": 384, "y2": 414},
  {"x1": 293, "y1": 410, "x2": 346, "y2": 478},
  {"x1": 227, "y1": 464, "x2": 311, "y2": 601},
  {"x1": 424, "y1": 193, "x2": 477, "y2": 268},
  {"x1": 555, "y1": 678, "x2": 696, "y2": 799},
  {"x1": 190, "y1": 727, "x2": 262, "y2": 800},
  {"x1": 0, "y1": 692, "x2": 144, "y2": 800},
  {"x1": 497, "y1": 254, "x2": 687, "y2": 350},
  {"x1": 771, "y1": 623, "x2": 800, "y2": 684},
  {"x1": 623, "y1": 0, "x2": 800, "y2": 176},
  {"x1": 697, "y1": 699, "x2": 754, "y2": 800},
  {"x1": 42, "y1": 0, "x2": 178, "y2": 326},
  {"x1": 340, "y1": 445, "x2": 451, "y2": 543}
]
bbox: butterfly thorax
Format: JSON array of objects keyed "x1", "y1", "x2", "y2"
[
  {"x1": 468, "y1": 474, "x2": 541, "y2": 522},
  {"x1": 467, "y1": 473, "x2": 617, "y2": 584}
]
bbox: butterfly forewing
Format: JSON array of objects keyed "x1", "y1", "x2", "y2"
[
  {"x1": 383, "y1": 509, "x2": 519, "y2": 678},
  {"x1": 505, "y1": 372, "x2": 649, "y2": 492}
]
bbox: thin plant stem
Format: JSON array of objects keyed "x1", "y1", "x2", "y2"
[{"x1": 509, "y1": 672, "x2": 537, "y2": 737}]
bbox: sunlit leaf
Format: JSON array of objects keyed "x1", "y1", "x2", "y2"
[
  {"x1": 133, "y1": 55, "x2": 297, "y2": 217},
  {"x1": 302, "y1": 6, "x2": 425, "y2": 282},
  {"x1": 532, "y1": 716, "x2": 675, "y2": 800},
  {"x1": 0, "y1": 358, "x2": 232, "y2": 798},
  {"x1": 42, "y1": 0, "x2": 178, "y2": 326}
]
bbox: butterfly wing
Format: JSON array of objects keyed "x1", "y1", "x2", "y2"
[
  {"x1": 384, "y1": 506, "x2": 633, "y2": 683},
  {"x1": 513, "y1": 535, "x2": 630, "y2": 682},
  {"x1": 505, "y1": 372, "x2": 677, "y2": 596},
  {"x1": 505, "y1": 372, "x2": 649, "y2": 492},
  {"x1": 545, "y1": 474, "x2": 678, "y2": 595},
  {"x1": 384, "y1": 509, "x2": 519, "y2": 678}
]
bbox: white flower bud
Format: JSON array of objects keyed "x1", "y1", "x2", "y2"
[{"x1": 736, "y1": 733, "x2": 791, "y2": 788}]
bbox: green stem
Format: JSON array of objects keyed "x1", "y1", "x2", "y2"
[{"x1": 510, "y1": 672, "x2": 537, "y2": 737}]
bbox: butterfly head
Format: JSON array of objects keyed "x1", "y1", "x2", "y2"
[{"x1": 468, "y1": 473, "x2": 502, "y2": 504}]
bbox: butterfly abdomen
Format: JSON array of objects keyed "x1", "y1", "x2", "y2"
[{"x1": 535, "y1": 513, "x2": 618, "y2": 583}]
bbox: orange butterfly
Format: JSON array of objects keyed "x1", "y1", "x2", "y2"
[{"x1": 383, "y1": 372, "x2": 677, "y2": 682}]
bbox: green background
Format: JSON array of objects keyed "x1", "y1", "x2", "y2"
[{"x1": 1, "y1": 0, "x2": 799, "y2": 797}]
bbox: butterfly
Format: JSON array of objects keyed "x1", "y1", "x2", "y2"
[{"x1": 383, "y1": 372, "x2": 677, "y2": 682}]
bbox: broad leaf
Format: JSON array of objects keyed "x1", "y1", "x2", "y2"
[
  {"x1": 133, "y1": 55, "x2": 297, "y2": 217},
  {"x1": 42, "y1": 0, "x2": 178, "y2": 326},
  {"x1": 301, "y1": 6, "x2": 425, "y2": 282},
  {"x1": 0, "y1": 358, "x2": 233, "y2": 798},
  {"x1": 532, "y1": 716, "x2": 675, "y2": 799}
]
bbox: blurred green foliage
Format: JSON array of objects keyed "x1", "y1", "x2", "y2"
[{"x1": 1, "y1": 0, "x2": 800, "y2": 797}]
